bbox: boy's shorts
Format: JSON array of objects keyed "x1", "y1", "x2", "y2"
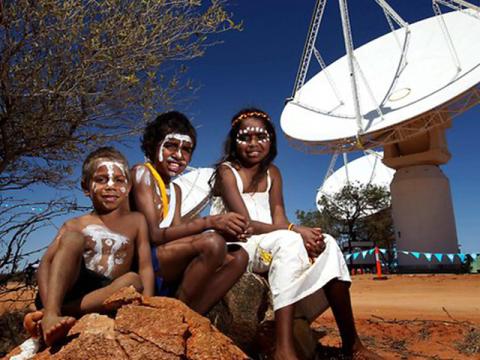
[
  {"x1": 151, "y1": 246, "x2": 178, "y2": 296},
  {"x1": 35, "y1": 261, "x2": 112, "y2": 310}
]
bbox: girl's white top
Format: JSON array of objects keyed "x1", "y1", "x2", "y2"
[
  {"x1": 210, "y1": 162, "x2": 351, "y2": 318},
  {"x1": 210, "y1": 162, "x2": 272, "y2": 224}
]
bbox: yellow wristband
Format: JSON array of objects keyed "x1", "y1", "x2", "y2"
[{"x1": 288, "y1": 223, "x2": 295, "y2": 231}]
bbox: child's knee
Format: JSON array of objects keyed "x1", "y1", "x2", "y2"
[
  {"x1": 116, "y1": 272, "x2": 143, "y2": 293},
  {"x1": 232, "y1": 249, "x2": 249, "y2": 271},
  {"x1": 200, "y1": 232, "x2": 227, "y2": 263}
]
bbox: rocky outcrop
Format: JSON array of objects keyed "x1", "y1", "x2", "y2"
[
  {"x1": 4, "y1": 287, "x2": 248, "y2": 360},
  {"x1": 207, "y1": 272, "x2": 319, "y2": 359},
  {"x1": 207, "y1": 272, "x2": 272, "y2": 354}
]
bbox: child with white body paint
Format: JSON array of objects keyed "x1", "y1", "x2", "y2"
[
  {"x1": 23, "y1": 147, "x2": 154, "y2": 347},
  {"x1": 131, "y1": 111, "x2": 249, "y2": 315}
]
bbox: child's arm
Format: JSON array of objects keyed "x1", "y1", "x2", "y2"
[
  {"x1": 216, "y1": 164, "x2": 284, "y2": 235},
  {"x1": 167, "y1": 184, "x2": 248, "y2": 240},
  {"x1": 132, "y1": 166, "x2": 247, "y2": 245},
  {"x1": 131, "y1": 165, "x2": 169, "y2": 245},
  {"x1": 218, "y1": 164, "x2": 324, "y2": 256},
  {"x1": 134, "y1": 213, "x2": 154, "y2": 297},
  {"x1": 269, "y1": 166, "x2": 324, "y2": 257}
]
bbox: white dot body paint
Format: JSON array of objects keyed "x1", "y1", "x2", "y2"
[
  {"x1": 96, "y1": 161, "x2": 127, "y2": 187},
  {"x1": 119, "y1": 186, "x2": 126, "y2": 193},
  {"x1": 236, "y1": 126, "x2": 270, "y2": 144},
  {"x1": 157, "y1": 133, "x2": 193, "y2": 162},
  {"x1": 82, "y1": 224, "x2": 129, "y2": 278}
]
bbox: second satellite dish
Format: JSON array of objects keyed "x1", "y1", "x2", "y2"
[{"x1": 317, "y1": 152, "x2": 394, "y2": 218}]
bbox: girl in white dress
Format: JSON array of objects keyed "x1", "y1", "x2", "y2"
[{"x1": 210, "y1": 108, "x2": 380, "y2": 360}]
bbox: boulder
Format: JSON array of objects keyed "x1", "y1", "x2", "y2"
[
  {"x1": 207, "y1": 272, "x2": 272, "y2": 354},
  {"x1": 207, "y1": 273, "x2": 320, "y2": 359},
  {"x1": 4, "y1": 286, "x2": 248, "y2": 360}
]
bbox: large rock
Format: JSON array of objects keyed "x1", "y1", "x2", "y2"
[
  {"x1": 207, "y1": 272, "x2": 272, "y2": 354},
  {"x1": 4, "y1": 287, "x2": 248, "y2": 360},
  {"x1": 207, "y1": 273, "x2": 320, "y2": 359}
]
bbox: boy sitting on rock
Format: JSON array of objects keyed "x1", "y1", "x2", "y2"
[{"x1": 24, "y1": 147, "x2": 154, "y2": 346}]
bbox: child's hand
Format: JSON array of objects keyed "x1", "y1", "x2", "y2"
[
  {"x1": 294, "y1": 225, "x2": 326, "y2": 258},
  {"x1": 236, "y1": 223, "x2": 253, "y2": 242},
  {"x1": 208, "y1": 213, "x2": 248, "y2": 237}
]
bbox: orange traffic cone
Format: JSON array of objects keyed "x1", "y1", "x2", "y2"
[{"x1": 373, "y1": 246, "x2": 388, "y2": 280}]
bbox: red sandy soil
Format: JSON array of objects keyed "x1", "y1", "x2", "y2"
[
  {"x1": 1, "y1": 274, "x2": 480, "y2": 359},
  {"x1": 314, "y1": 274, "x2": 480, "y2": 359}
]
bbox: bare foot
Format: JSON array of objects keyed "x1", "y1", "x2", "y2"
[
  {"x1": 23, "y1": 311, "x2": 44, "y2": 338},
  {"x1": 41, "y1": 313, "x2": 76, "y2": 346},
  {"x1": 351, "y1": 344, "x2": 383, "y2": 360}
]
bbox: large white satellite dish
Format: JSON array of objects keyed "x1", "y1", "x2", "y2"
[
  {"x1": 281, "y1": 8, "x2": 480, "y2": 152},
  {"x1": 173, "y1": 167, "x2": 214, "y2": 219},
  {"x1": 316, "y1": 152, "x2": 394, "y2": 217},
  {"x1": 281, "y1": 0, "x2": 480, "y2": 271}
]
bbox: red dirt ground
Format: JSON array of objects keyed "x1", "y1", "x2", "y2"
[
  {"x1": 1, "y1": 274, "x2": 479, "y2": 359},
  {"x1": 314, "y1": 274, "x2": 480, "y2": 359}
]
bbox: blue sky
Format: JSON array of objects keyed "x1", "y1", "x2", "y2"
[{"x1": 17, "y1": 0, "x2": 480, "y2": 257}]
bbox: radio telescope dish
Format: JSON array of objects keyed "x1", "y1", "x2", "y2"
[
  {"x1": 316, "y1": 151, "x2": 394, "y2": 218},
  {"x1": 282, "y1": 1, "x2": 479, "y2": 272},
  {"x1": 281, "y1": 9, "x2": 480, "y2": 152},
  {"x1": 173, "y1": 167, "x2": 214, "y2": 219}
]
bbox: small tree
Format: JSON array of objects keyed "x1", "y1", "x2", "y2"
[
  {"x1": 0, "y1": 0, "x2": 240, "y2": 190},
  {"x1": 297, "y1": 183, "x2": 393, "y2": 256},
  {"x1": 295, "y1": 209, "x2": 341, "y2": 239},
  {"x1": 318, "y1": 182, "x2": 391, "y2": 246},
  {"x1": 0, "y1": 0, "x2": 239, "y2": 292}
]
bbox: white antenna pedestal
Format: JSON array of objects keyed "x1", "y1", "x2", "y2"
[{"x1": 383, "y1": 121, "x2": 460, "y2": 272}]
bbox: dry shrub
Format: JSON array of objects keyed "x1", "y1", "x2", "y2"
[
  {"x1": 455, "y1": 327, "x2": 480, "y2": 355},
  {"x1": 0, "y1": 308, "x2": 30, "y2": 357}
]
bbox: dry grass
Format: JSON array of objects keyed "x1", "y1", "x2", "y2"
[{"x1": 455, "y1": 328, "x2": 480, "y2": 355}]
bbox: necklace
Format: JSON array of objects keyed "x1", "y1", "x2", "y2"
[{"x1": 144, "y1": 162, "x2": 168, "y2": 219}]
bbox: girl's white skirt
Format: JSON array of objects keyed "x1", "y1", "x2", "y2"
[{"x1": 235, "y1": 230, "x2": 351, "y2": 321}]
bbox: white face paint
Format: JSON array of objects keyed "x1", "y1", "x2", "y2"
[
  {"x1": 96, "y1": 161, "x2": 127, "y2": 187},
  {"x1": 82, "y1": 224, "x2": 129, "y2": 277},
  {"x1": 157, "y1": 133, "x2": 193, "y2": 162},
  {"x1": 236, "y1": 127, "x2": 270, "y2": 145}
]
